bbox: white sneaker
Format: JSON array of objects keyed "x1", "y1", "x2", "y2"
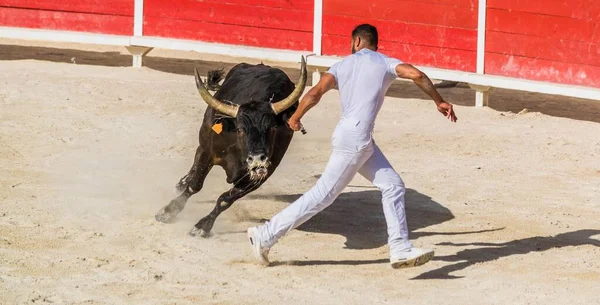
[
  {"x1": 247, "y1": 226, "x2": 270, "y2": 265},
  {"x1": 390, "y1": 247, "x2": 434, "y2": 269}
]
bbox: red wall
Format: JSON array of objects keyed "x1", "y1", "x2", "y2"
[
  {"x1": 143, "y1": 0, "x2": 314, "y2": 51},
  {"x1": 2, "y1": 0, "x2": 599, "y2": 88},
  {"x1": 0, "y1": 0, "x2": 134, "y2": 35},
  {"x1": 322, "y1": 0, "x2": 479, "y2": 72},
  {"x1": 485, "y1": 0, "x2": 600, "y2": 87}
]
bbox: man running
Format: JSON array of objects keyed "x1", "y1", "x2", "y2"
[{"x1": 248, "y1": 24, "x2": 458, "y2": 268}]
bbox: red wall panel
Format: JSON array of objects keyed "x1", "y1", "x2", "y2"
[
  {"x1": 324, "y1": 0, "x2": 477, "y2": 29},
  {"x1": 487, "y1": 0, "x2": 600, "y2": 21},
  {"x1": 487, "y1": 9, "x2": 596, "y2": 42},
  {"x1": 143, "y1": 0, "x2": 314, "y2": 51},
  {"x1": 486, "y1": 32, "x2": 600, "y2": 67},
  {"x1": 185, "y1": 0, "x2": 313, "y2": 11},
  {"x1": 0, "y1": 7, "x2": 133, "y2": 35},
  {"x1": 323, "y1": 34, "x2": 476, "y2": 71},
  {"x1": 144, "y1": 17, "x2": 312, "y2": 51},
  {"x1": 322, "y1": 0, "x2": 478, "y2": 72},
  {"x1": 486, "y1": 53, "x2": 600, "y2": 87},
  {"x1": 0, "y1": 0, "x2": 133, "y2": 35},
  {"x1": 0, "y1": 0, "x2": 133, "y2": 16},
  {"x1": 324, "y1": 14, "x2": 476, "y2": 50},
  {"x1": 392, "y1": 0, "x2": 475, "y2": 6},
  {"x1": 485, "y1": 2, "x2": 600, "y2": 87}
]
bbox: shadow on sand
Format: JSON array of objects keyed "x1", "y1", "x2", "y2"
[
  {"x1": 248, "y1": 190, "x2": 599, "y2": 279},
  {"x1": 412, "y1": 229, "x2": 600, "y2": 280},
  {"x1": 247, "y1": 188, "x2": 502, "y2": 251}
]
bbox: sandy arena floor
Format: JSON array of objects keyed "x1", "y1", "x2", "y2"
[{"x1": 0, "y1": 43, "x2": 599, "y2": 305}]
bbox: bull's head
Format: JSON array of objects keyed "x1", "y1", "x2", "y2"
[{"x1": 194, "y1": 56, "x2": 307, "y2": 181}]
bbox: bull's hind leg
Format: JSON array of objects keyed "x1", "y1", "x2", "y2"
[
  {"x1": 155, "y1": 146, "x2": 212, "y2": 223},
  {"x1": 189, "y1": 180, "x2": 264, "y2": 238}
]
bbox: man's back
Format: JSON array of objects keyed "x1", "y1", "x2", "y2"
[{"x1": 328, "y1": 49, "x2": 401, "y2": 130}]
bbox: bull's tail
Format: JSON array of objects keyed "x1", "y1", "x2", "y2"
[{"x1": 206, "y1": 68, "x2": 225, "y2": 91}]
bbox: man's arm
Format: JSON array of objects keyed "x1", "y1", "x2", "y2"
[
  {"x1": 395, "y1": 64, "x2": 458, "y2": 122},
  {"x1": 287, "y1": 73, "x2": 337, "y2": 131}
]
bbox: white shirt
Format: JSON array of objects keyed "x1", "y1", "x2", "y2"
[{"x1": 326, "y1": 49, "x2": 402, "y2": 132}]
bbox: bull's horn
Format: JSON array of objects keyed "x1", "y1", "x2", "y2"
[
  {"x1": 271, "y1": 56, "x2": 308, "y2": 115},
  {"x1": 194, "y1": 68, "x2": 239, "y2": 118}
]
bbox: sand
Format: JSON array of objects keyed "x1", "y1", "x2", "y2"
[{"x1": 0, "y1": 43, "x2": 599, "y2": 305}]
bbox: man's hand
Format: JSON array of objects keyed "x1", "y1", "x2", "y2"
[
  {"x1": 437, "y1": 101, "x2": 457, "y2": 122},
  {"x1": 285, "y1": 73, "x2": 336, "y2": 133},
  {"x1": 287, "y1": 117, "x2": 303, "y2": 131}
]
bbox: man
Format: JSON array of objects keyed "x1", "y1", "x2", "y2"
[{"x1": 247, "y1": 24, "x2": 458, "y2": 268}]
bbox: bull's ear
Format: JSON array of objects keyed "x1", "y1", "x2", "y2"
[
  {"x1": 194, "y1": 68, "x2": 239, "y2": 118},
  {"x1": 279, "y1": 111, "x2": 290, "y2": 123},
  {"x1": 206, "y1": 68, "x2": 224, "y2": 91},
  {"x1": 277, "y1": 103, "x2": 298, "y2": 125}
]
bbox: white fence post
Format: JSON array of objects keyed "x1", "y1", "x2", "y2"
[
  {"x1": 474, "y1": 0, "x2": 489, "y2": 107},
  {"x1": 313, "y1": 0, "x2": 323, "y2": 56},
  {"x1": 129, "y1": 0, "x2": 152, "y2": 67},
  {"x1": 134, "y1": 0, "x2": 143, "y2": 37},
  {"x1": 312, "y1": 0, "x2": 323, "y2": 85}
]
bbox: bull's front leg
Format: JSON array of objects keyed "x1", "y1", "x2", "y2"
[
  {"x1": 155, "y1": 146, "x2": 212, "y2": 223},
  {"x1": 189, "y1": 180, "x2": 264, "y2": 238},
  {"x1": 174, "y1": 145, "x2": 208, "y2": 194}
]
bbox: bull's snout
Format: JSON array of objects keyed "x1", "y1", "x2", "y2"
[
  {"x1": 246, "y1": 154, "x2": 270, "y2": 180},
  {"x1": 246, "y1": 154, "x2": 267, "y2": 165}
]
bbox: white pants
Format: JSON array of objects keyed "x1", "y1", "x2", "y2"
[{"x1": 257, "y1": 118, "x2": 413, "y2": 257}]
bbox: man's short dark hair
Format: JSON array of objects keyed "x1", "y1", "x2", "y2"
[{"x1": 352, "y1": 24, "x2": 378, "y2": 47}]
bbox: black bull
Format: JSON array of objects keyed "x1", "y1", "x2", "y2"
[{"x1": 155, "y1": 57, "x2": 308, "y2": 237}]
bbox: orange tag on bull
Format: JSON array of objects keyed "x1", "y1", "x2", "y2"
[{"x1": 212, "y1": 123, "x2": 223, "y2": 134}]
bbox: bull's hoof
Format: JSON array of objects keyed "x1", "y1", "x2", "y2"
[
  {"x1": 188, "y1": 227, "x2": 212, "y2": 238},
  {"x1": 155, "y1": 207, "x2": 178, "y2": 224}
]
